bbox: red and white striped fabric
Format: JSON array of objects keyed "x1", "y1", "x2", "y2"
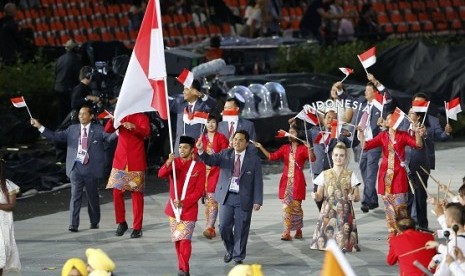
[
  {"x1": 222, "y1": 109, "x2": 239, "y2": 123},
  {"x1": 389, "y1": 107, "x2": 405, "y2": 130},
  {"x1": 295, "y1": 106, "x2": 319, "y2": 125},
  {"x1": 275, "y1": 129, "x2": 290, "y2": 138},
  {"x1": 315, "y1": 131, "x2": 331, "y2": 145},
  {"x1": 10, "y1": 96, "x2": 27, "y2": 108},
  {"x1": 411, "y1": 100, "x2": 430, "y2": 113},
  {"x1": 113, "y1": 0, "x2": 168, "y2": 128},
  {"x1": 339, "y1": 67, "x2": 354, "y2": 76},
  {"x1": 446, "y1": 97, "x2": 462, "y2": 121},
  {"x1": 358, "y1": 47, "x2": 376, "y2": 69},
  {"x1": 176, "y1": 68, "x2": 194, "y2": 88},
  {"x1": 97, "y1": 110, "x2": 113, "y2": 119},
  {"x1": 372, "y1": 91, "x2": 385, "y2": 112},
  {"x1": 191, "y1": 111, "x2": 209, "y2": 125}
]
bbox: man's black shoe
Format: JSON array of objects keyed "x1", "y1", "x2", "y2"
[
  {"x1": 235, "y1": 260, "x2": 243, "y2": 265},
  {"x1": 361, "y1": 204, "x2": 369, "y2": 213},
  {"x1": 115, "y1": 222, "x2": 128, "y2": 236},
  {"x1": 223, "y1": 252, "x2": 233, "y2": 263},
  {"x1": 68, "y1": 225, "x2": 78, "y2": 232},
  {"x1": 130, "y1": 229, "x2": 142, "y2": 238},
  {"x1": 90, "y1": 224, "x2": 99, "y2": 229}
]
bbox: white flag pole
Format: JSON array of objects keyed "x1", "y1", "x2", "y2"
[
  {"x1": 24, "y1": 103, "x2": 33, "y2": 119},
  {"x1": 162, "y1": 79, "x2": 181, "y2": 222},
  {"x1": 421, "y1": 101, "x2": 430, "y2": 126},
  {"x1": 445, "y1": 101, "x2": 449, "y2": 125},
  {"x1": 303, "y1": 122, "x2": 314, "y2": 183},
  {"x1": 340, "y1": 74, "x2": 349, "y2": 83}
]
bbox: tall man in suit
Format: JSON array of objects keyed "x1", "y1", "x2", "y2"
[
  {"x1": 197, "y1": 130, "x2": 263, "y2": 265},
  {"x1": 353, "y1": 75, "x2": 391, "y2": 213},
  {"x1": 31, "y1": 106, "x2": 114, "y2": 232},
  {"x1": 218, "y1": 97, "x2": 256, "y2": 141},
  {"x1": 170, "y1": 79, "x2": 217, "y2": 155}
]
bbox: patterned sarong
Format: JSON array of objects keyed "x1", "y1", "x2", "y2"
[
  {"x1": 282, "y1": 152, "x2": 303, "y2": 232},
  {"x1": 169, "y1": 217, "x2": 196, "y2": 242},
  {"x1": 204, "y1": 192, "x2": 218, "y2": 228},
  {"x1": 106, "y1": 168, "x2": 145, "y2": 192},
  {"x1": 382, "y1": 193, "x2": 408, "y2": 233}
]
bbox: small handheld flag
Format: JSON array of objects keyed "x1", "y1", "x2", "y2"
[
  {"x1": 10, "y1": 96, "x2": 33, "y2": 118},
  {"x1": 445, "y1": 97, "x2": 462, "y2": 122},
  {"x1": 176, "y1": 68, "x2": 194, "y2": 88},
  {"x1": 358, "y1": 47, "x2": 376, "y2": 73},
  {"x1": 339, "y1": 67, "x2": 354, "y2": 82}
]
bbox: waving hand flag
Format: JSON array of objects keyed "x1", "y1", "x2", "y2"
[
  {"x1": 113, "y1": 0, "x2": 168, "y2": 128},
  {"x1": 10, "y1": 96, "x2": 33, "y2": 118},
  {"x1": 445, "y1": 97, "x2": 462, "y2": 121},
  {"x1": 411, "y1": 100, "x2": 430, "y2": 113},
  {"x1": 339, "y1": 67, "x2": 354, "y2": 82},
  {"x1": 295, "y1": 106, "x2": 319, "y2": 125},
  {"x1": 389, "y1": 107, "x2": 406, "y2": 130},
  {"x1": 358, "y1": 47, "x2": 376, "y2": 72},
  {"x1": 372, "y1": 91, "x2": 385, "y2": 112}
]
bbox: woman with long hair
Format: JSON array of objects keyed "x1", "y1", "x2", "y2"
[
  {"x1": 255, "y1": 125, "x2": 315, "y2": 240},
  {"x1": 0, "y1": 159, "x2": 21, "y2": 275},
  {"x1": 200, "y1": 115, "x2": 229, "y2": 239},
  {"x1": 311, "y1": 142, "x2": 361, "y2": 252}
]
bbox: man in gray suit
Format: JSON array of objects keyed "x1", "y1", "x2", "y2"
[
  {"x1": 31, "y1": 106, "x2": 114, "y2": 232},
  {"x1": 353, "y1": 76, "x2": 391, "y2": 213},
  {"x1": 197, "y1": 130, "x2": 263, "y2": 265},
  {"x1": 170, "y1": 79, "x2": 217, "y2": 155},
  {"x1": 218, "y1": 98, "x2": 256, "y2": 142}
]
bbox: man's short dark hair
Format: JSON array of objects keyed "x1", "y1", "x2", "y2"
[
  {"x1": 80, "y1": 104, "x2": 94, "y2": 115},
  {"x1": 233, "y1": 129, "x2": 250, "y2": 142},
  {"x1": 191, "y1": 79, "x2": 202, "y2": 92},
  {"x1": 79, "y1": 66, "x2": 93, "y2": 81},
  {"x1": 446, "y1": 202, "x2": 465, "y2": 225},
  {"x1": 412, "y1": 92, "x2": 429, "y2": 101},
  {"x1": 366, "y1": 82, "x2": 378, "y2": 92},
  {"x1": 225, "y1": 97, "x2": 241, "y2": 108}
]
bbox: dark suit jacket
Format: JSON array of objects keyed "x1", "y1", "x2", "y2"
[
  {"x1": 54, "y1": 52, "x2": 82, "y2": 93},
  {"x1": 218, "y1": 118, "x2": 256, "y2": 141},
  {"x1": 42, "y1": 123, "x2": 114, "y2": 178},
  {"x1": 170, "y1": 94, "x2": 217, "y2": 148},
  {"x1": 199, "y1": 147, "x2": 263, "y2": 211}
]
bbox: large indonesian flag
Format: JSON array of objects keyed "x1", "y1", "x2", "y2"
[
  {"x1": 389, "y1": 107, "x2": 406, "y2": 130},
  {"x1": 321, "y1": 239, "x2": 356, "y2": 276},
  {"x1": 113, "y1": 0, "x2": 168, "y2": 128},
  {"x1": 411, "y1": 100, "x2": 430, "y2": 113},
  {"x1": 358, "y1": 47, "x2": 376, "y2": 69},
  {"x1": 446, "y1": 97, "x2": 462, "y2": 121}
]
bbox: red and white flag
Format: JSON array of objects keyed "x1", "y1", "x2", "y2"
[
  {"x1": 183, "y1": 109, "x2": 193, "y2": 125},
  {"x1": 389, "y1": 107, "x2": 405, "y2": 130},
  {"x1": 97, "y1": 110, "x2": 113, "y2": 119},
  {"x1": 358, "y1": 47, "x2": 376, "y2": 69},
  {"x1": 176, "y1": 68, "x2": 194, "y2": 88},
  {"x1": 372, "y1": 91, "x2": 385, "y2": 112},
  {"x1": 295, "y1": 106, "x2": 318, "y2": 125},
  {"x1": 222, "y1": 109, "x2": 239, "y2": 123},
  {"x1": 191, "y1": 111, "x2": 209, "y2": 125},
  {"x1": 445, "y1": 97, "x2": 462, "y2": 121},
  {"x1": 113, "y1": 0, "x2": 168, "y2": 128},
  {"x1": 315, "y1": 131, "x2": 331, "y2": 145},
  {"x1": 339, "y1": 67, "x2": 354, "y2": 76},
  {"x1": 10, "y1": 96, "x2": 27, "y2": 108},
  {"x1": 275, "y1": 129, "x2": 290, "y2": 138},
  {"x1": 411, "y1": 100, "x2": 430, "y2": 113}
]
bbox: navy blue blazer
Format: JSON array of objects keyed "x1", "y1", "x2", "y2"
[
  {"x1": 199, "y1": 147, "x2": 263, "y2": 211},
  {"x1": 42, "y1": 123, "x2": 114, "y2": 178},
  {"x1": 218, "y1": 118, "x2": 256, "y2": 141}
]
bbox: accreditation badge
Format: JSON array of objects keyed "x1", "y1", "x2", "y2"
[{"x1": 228, "y1": 176, "x2": 239, "y2": 193}]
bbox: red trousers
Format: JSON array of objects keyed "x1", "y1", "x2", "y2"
[
  {"x1": 175, "y1": 240, "x2": 191, "y2": 273},
  {"x1": 113, "y1": 189, "x2": 144, "y2": 230}
]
